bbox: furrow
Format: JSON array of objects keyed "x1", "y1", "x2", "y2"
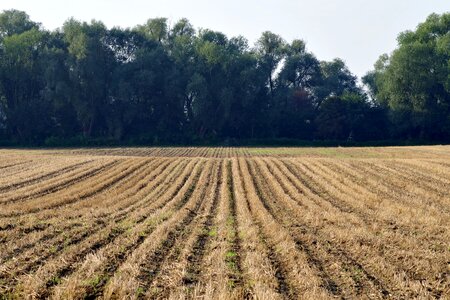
[
  {"x1": 10, "y1": 159, "x2": 202, "y2": 298},
  {"x1": 100, "y1": 159, "x2": 209, "y2": 299},
  {"x1": 145, "y1": 161, "x2": 221, "y2": 299}
]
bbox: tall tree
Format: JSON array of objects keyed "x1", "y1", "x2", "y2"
[
  {"x1": 0, "y1": 9, "x2": 38, "y2": 39},
  {"x1": 135, "y1": 18, "x2": 168, "y2": 43},
  {"x1": 0, "y1": 26, "x2": 50, "y2": 141},
  {"x1": 273, "y1": 40, "x2": 321, "y2": 138},
  {"x1": 255, "y1": 31, "x2": 286, "y2": 99},
  {"x1": 63, "y1": 19, "x2": 116, "y2": 137},
  {"x1": 317, "y1": 58, "x2": 360, "y2": 102},
  {"x1": 0, "y1": 10, "x2": 447, "y2": 144},
  {"x1": 365, "y1": 12, "x2": 450, "y2": 140},
  {"x1": 279, "y1": 40, "x2": 321, "y2": 91}
]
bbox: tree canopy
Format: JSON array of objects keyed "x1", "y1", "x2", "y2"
[
  {"x1": 363, "y1": 13, "x2": 450, "y2": 140},
  {"x1": 0, "y1": 10, "x2": 448, "y2": 145}
]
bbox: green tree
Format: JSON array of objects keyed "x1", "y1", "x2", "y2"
[
  {"x1": 63, "y1": 19, "x2": 116, "y2": 137},
  {"x1": 0, "y1": 9, "x2": 38, "y2": 39},
  {"x1": 273, "y1": 40, "x2": 321, "y2": 139},
  {"x1": 366, "y1": 13, "x2": 450, "y2": 140},
  {"x1": 255, "y1": 31, "x2": 286, "y2": 98},
  {"x1": 167, "y1": 19, "x2": 197, "y2": 128},
  {"x1": 315, "y1": 93, "x2": 383, "y2": 141},
  {"x1": 362, "y1": 54, "x2": 389, "y2": 103},
  {"x1": 41, "y1": 31, "x2": 80, "y2": 138},
  {"x1": 317, "y1": 58, "x2": 359, "y2": 103},
  {"x1": 135, "y1": 18, "x2": 168, "y2": 43},
  {"x1": 0, "y1": 26, "x2": 51, "y2": 142},
  {"x1": 279, "y1": 40, "x2": 320, "y2": 90}
]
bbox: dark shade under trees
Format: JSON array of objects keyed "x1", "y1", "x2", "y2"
[{"x1": 0, "y1": 9, "x2": 448, "y2": 146}]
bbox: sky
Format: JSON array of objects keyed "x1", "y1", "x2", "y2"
[{"x1": 0, "y1": 0, "x2": 448, "y2": 79}]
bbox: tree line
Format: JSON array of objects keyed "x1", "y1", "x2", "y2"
[{"x1": 0, "y1": 10, "x2": 448, "y2": 145}]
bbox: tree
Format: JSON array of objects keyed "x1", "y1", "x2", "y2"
[
  {"x1": 272, "y1": 40, "x2": 321, "y2": 139},
  {"x1": 219, "y1": 37, "x2": 268, "y2": 139},
  {"x1": 279, "y1": 40, "x2": 320, "y2": 90},
  {"x1": 167, "y1": 19, "x2": 197, "y2": 129},
  {"x1": 255, "y1": 31, "x2": 286, "y2": 98},
  {"x1": 40, "y1": 31, "x2": 80, "y2": 138},
  {"x1": 362, "y1": 54, "x2": 389, "y2": 103},
  {"x1": 135, "y1": 18, "x2": 168, "y2": 43},
  {"x1": 63, "y1": 19, "x2": 116, "y2": 137},
  {"x1": 315, "y1": 93, "x2": 383, "y2": 141},
  {"x1": 365, "y1": 13, "x2": 450, "y2": 140},
  {"x1": 317, "y1": 58, "x2": 360, "y2": 105},
  {"x1": 170, "y1": 18, "x2": 195, "y2": 39},
  {"x1": 0, "y1": 26, "x2": 51, "y2": 142},
  {"x1": 0, "y1": 10, "x2": 447, "y2": 145},
  {"x1": 0, "y1": 9, "x2": 38, "y2": 39},
  {"x1": 110, "y1": 31, "x2": 185, "y2": 141},
  {"x1": 187, "y1": 29, "x2": 230, "y2": 138}
]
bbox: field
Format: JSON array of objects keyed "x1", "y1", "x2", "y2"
[{"x1": 0, "y1": 146, "x2": 449, "y2": 299}]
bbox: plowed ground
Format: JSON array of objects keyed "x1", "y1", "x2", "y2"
[{"x1": 0, "y1": 146, "x2": 449, "y2": 299}]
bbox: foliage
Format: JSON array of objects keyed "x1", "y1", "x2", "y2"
[
  {"x1": 364, "y1": 13, "x2": 450, "y2": 140},
  {"x1": 0, "y1": 9, "x2": 448, "y2": 145}
]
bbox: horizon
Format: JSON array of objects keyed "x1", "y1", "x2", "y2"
[{"x1": 0, "y1": 0, "x2": 448, "y2": 79}]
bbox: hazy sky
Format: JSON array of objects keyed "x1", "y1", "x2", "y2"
[{"x1": 1, "y1": 0, "x2": 448, "y2": 78}]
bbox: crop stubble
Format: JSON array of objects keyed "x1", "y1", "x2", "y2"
[{"x1": 0, "y1": 146, "x2": 449, "y2": 299}]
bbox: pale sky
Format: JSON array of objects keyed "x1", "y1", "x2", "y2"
[{"x1": 1, "y1": 0, "x2": 449, "y2": 78}]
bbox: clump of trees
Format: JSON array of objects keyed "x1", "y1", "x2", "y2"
[
  {"x1": 363, "y1": 13, "x2": 450, "y2": 141},
  {"x1": 0, "y1": 10, "x2": 448, "y2": 145}
]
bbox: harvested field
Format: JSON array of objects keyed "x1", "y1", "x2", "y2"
[{"x1": 0, "y1": 146, "x2": 449, "y2": 299}]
